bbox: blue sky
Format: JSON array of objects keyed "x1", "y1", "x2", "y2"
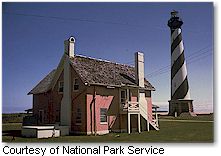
[{"x1": 2, "y1": 2, "x2": 213, "y2": 113}]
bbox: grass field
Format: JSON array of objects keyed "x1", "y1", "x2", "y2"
[
  {"x1": 2, "y1": 115, "x2": 213, "y2": 143},
  {"x1": 2, "y1": 113, "x2": 31, "y2": 123}
]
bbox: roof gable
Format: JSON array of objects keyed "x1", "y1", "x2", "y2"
[{"x1": 28, "y1": 69, "x2": 56, "y2": 95}]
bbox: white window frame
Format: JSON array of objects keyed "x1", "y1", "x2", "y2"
[
  {"x1": 120, "y1": 90, "x2": 126, "y2": 103},
  {"x1": 58, "y1": 81, "x2": 64, "y2": 93},
  {"x1": 100, "y1": 108, "x2": 108, "y2": 124},
  {"x1": 73, "y1": 78, "x2": 79, "y2": 91},
  {"x1": 120, "y1": 89, "x2": 127, "y2": 109}
]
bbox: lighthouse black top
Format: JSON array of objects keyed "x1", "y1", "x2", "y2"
[{"x1": 168, "y1": 11, "x2": 183, "y2": 30}]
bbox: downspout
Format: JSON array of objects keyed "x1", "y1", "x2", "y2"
[
  {"x1": 119, "y1": 88, "x2": 121, "y2": 132},
  {"x1": 90, "y1": 100, "x2": 93, "y2": 134},
  {"x1": 93, "y1": 86, "x2": 97, "y2": 136},
  {"x1": 88, "y1": 85, "x2": 96, "y2": 135}
]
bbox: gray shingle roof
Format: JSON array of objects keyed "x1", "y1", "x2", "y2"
[
  {"x1": 28, "y1": 55, "x2": 155, "y2": 95},
  {"x1": 28, "y1": 69, "x2": 56, "y2": 95},
  {"x1": 70, "y1": 55, "x2": 155, "y2": 90}
]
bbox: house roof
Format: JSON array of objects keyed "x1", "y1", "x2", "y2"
[
  {"x1": 70, "y1": 55, "x2": 155, "y2": 90},
  {"x1": 28, "y1": 55, "x2": 155, "y2": 95},
  {"x1": 28, "y1": 69, "x2": 56, "y2": 95}
]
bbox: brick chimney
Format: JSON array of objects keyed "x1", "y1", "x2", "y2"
[
  {"x1": 64, "y1": 36, "x2": 75, "y2": 57},
  {"x1": 135, "y1": 52, "x2": 145, "y2": 87}
]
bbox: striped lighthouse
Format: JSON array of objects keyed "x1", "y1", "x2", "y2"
[{"x1": 168, "y1": 11, "x2": 194, "y2": 116}]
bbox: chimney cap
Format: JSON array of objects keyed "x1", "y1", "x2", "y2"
[
  {"x1": 69, "y1": 36, "x2": 76, "y2": 42},
  {"x1": 136, "y1": 51, "x2": 144, "y2": 55}
]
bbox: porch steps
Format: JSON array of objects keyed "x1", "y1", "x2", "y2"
[
  {"x1": 139, "y1": 104, "x2": 159, "y2": 131},
  {"x1": 149, "y1": 120, "x2": 159, "y2": 131}
]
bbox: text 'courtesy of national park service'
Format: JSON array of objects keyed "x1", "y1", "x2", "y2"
[{"x1": 2, "y1": 145, "x2": 165, "y2": 156}]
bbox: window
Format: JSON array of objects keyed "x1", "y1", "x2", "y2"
[
  {"x1": 58, "y1": 81, "x2": 64, "y2": 93},
  {"x1": 121, "y1": 90, "x2": 126, "y2": 102},
  {"x1": 76, "y1": 108, "x2": 82, "y2": 125},
  {"x1": 120, "y1": 89, "x2": 131, "y2": 102},
  {"x1": 128, "y1": 90, "x2": 131, "y2": 101},
  {"x1": 39, "y1": 110, "x2": 44, "y2": 123},
  {"x1": 100, "y1": 108, "x2": 107, "y2": 123},
  {"x1": 73, "y1": 78, "x2": 79, "y2": 91},
  {"x1": 120, "y1": 89, "x2": 132, "y2": 109},
  {"x1": 120, "y1": 90, "x2": 127, "y2": 109}
]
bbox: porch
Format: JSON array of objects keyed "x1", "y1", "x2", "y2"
[{"x1": 118, "y1": 87, "x2": 159, "y2": 134}]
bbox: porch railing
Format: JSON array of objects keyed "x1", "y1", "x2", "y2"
[
  {"x1": 128, "y1": 101, "x2": 139, "y2": 111},
  {"x1": 121, "y1": 101, "x2": 139, "y2": 112}
]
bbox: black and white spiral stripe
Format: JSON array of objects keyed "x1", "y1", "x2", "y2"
[{"x1": 171, "y1": 28, "x2": 191, "y2": 100}]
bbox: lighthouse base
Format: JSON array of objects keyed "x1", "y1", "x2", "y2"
[{"x1": 168, "y1": 99, "x2": 195, "y2": 117}]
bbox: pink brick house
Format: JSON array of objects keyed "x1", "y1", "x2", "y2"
[{"x1": 28, "y1": 36, "x2": 159, "y2": 135}]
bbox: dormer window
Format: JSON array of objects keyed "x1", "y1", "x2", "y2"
[
  {"x1": 73, "y1": 78, "x2": 79, "y2": 91},
  {"x1": 58, "y1": 81, "x2": 64, "y2": 93}
]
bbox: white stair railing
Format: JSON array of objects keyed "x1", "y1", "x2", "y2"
[
  {"x1": 120, "y1": 100, "x2": 159, "y2": 131},
  {"x1": 139, "y1": 103, "x2": 159, "y2": 131}
]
